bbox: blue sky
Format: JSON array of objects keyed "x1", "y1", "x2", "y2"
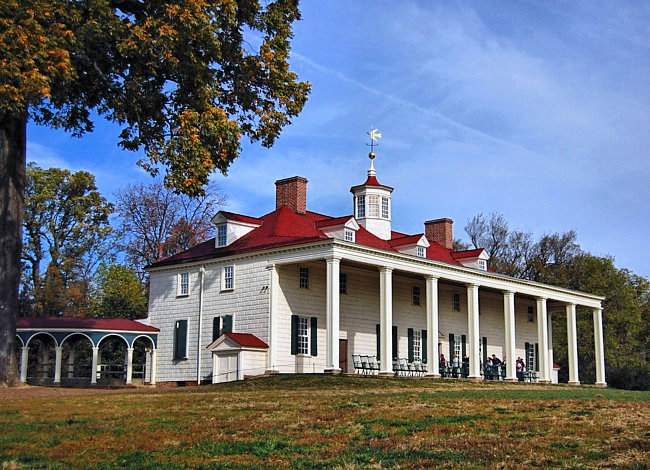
[{"x1": 27, "y1": 1, "x2": 650, "y2": 277}]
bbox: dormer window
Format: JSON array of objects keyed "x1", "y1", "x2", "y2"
[
  {"x1": 356, "y1": 196, "x2": 365, "y2": 218},
  {"x1": 478, "y1": 260, "x2": 487, "y2": 271},
  {"x1": 417, "y1": 246, "x2": 425, "y2": 258},
  {"x1": 368, "y1": 195, "x2": 379, "y2": 217},
  {"x1": 217, "y1": 224, "x2": 227, "y2": 247},
  {"x1": 344, "y1": 228, "x2": 355, "y2": 242},
  {"x1": 381, "y1": 197, "x2": 389, "y2": 219}
]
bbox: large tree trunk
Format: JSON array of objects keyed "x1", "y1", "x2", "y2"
[{"x1": 0, "y1": 113, "x2": 26, "y2": 386}]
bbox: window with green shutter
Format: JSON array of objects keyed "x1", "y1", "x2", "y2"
[
  {"x1": 408, "y1": 328, "x2": 414, "y2": 362},
  {"x1": 310, "y1": 317, "x2": 318, "y2": 356},
  {"x1": 376, "y1": 324, "x2": 380, "y2": 359},
  {"x1": 421, "y1": 330, "x2": 427, "y2": 363},
  {"x1": 392, "y1": 325, "x2": 398, "y2": 360},
  {"x1": 174, "y1": 319, "x2": 188, "y2": 359}
]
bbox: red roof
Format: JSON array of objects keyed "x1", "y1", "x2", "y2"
[
  {"x1": 219, "y1": 211, "x2": 262, "y2": 225},
  {"x1": 389, "y1": 234, "x2": 425, "y2": 248},
  {"x1": 148, "y1": 205, "x2": 465, "y2": 268},
  {"x1": 452, "y1": 248, "x2": 485, "y2": 260},
  {"x1": 314, "y1": 215, "x2": 353, "y2": 229},
  {"x1": 224, "y1": 332, "x2": 268, "y2": 348},
  {"x1": 16, "y1": 317, "x2": 159, "y2": 332}
]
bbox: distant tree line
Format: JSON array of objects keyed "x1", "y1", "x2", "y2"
[
  {"x1": 19, "y1": 163, "x2": 225, "y2": 320},
  {"x1": 462, "y1": 213, "x2": 649, "y2": 390}
]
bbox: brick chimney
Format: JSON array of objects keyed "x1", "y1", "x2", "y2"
[
  {"x1": 275, "y1": 176, "x2": 308, "y2": 214},
  {"x1": 424, "y1": 218, "x2": 453, "y2": 250}
]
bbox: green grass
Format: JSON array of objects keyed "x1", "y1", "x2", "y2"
[{"x1": 0, "y1": 375, "x2": 648, "y2": 468}]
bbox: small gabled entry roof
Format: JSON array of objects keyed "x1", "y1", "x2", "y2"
[{"x1": 206, "y1": 332, "x2": 269, "y2": 352}]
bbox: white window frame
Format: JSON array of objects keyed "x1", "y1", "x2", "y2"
[
  {"x1": 527, "y1": 345, "x2": 536, "y2": 371},
  {"x1": 222, "y1": 265, "x2": 235, "y2": 291},
  {"x1": 413, "y1": 330, "x2": 422, "y2": 360},
  {"x1": 344, "y1": 228, "x2": 355, "y2": 242},
  {"x1": 381, "y1": 196, "x2": 389, "y2": 219},
  {"x1": 299, "y1": 266, "x2": 309, "y2": 289},
  {"x1": 297, "y1": 316, "x2": 309, "y2": 355},
  {"x1": 178, "y1": 272, "x2": 189, "y2": 297},
  {"x1": 339, "y1": 272, "x2": 348, "y2": 295},
  {"x1": 412, "y1": 285, "x2": 421, "y2": 306},
  {"x1": 367, "y1": 195, "x2": 379, "y2": 217},
  {"x1": 217, "y1": 224, "x2": 227, "y2": 247},
  {"x1": 478, "y1": 259, "x2": 487, "y2": 271},
  {"x1": 527, "y1": 306, "x2": 535, "y2": 323},
  {"x1": 454, "y1": 334, "x2": 462, "y2": 359},
  {"x1": 416, "y1": 246, "x2": 425, "y2": 258},
  {"x1": 453, "y1": 292, "x2": 460, "y2": 311},
  {"x1": 356, "y1": 195, "x2": 365, "y2": 218}
]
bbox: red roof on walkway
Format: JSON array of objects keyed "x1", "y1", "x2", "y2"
[{"x1": 16, "y1": 317, "x2": 159, "y2": 333}]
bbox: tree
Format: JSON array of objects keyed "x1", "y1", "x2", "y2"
[
  {"x1": 0, "y1": 1, "x2": 309, "y2": 385},
  {"x1": 92, "y1": 264, "x2": 147, "y2": 319},
  {"x1": 21, "y1": 164, "x2": 114, "y2": 316},
  {"x1": 114, "y1": 179, "x2": 226, "y2": 276}
]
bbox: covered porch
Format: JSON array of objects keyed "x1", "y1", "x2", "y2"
[{"x1": 266, "y1": 242, "x2": 606, "y2": 386}]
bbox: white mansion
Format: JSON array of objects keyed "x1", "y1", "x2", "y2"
[{"x1": 146, "y1": 154, "x2": 606, "y2": 386}]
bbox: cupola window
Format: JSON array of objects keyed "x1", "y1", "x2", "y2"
[
  {"x1": 381, "y1": 197, "x2": 389, "y2": 219},
  {"x1": 368, "y1": 195, "x2": 379, "y2": 217},
  {"x1": 356, "y1": 196, "x2": 365, "y2": 218}
]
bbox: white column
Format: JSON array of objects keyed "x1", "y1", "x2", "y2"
[
  {"x1": 150, "y1": 349, "x2": 157, "y2": 385},
  {"x1": 593, "y1": 308, "x2": 606, "y2": 386},
  {"x1": 566, "y1": 303, "x2": 580, "y2": 385},
  {"x1": 53, "y1": 346, "x2": 63, "y2": 384},
  {"x1": 379, "y1": 267, "x2": 393, "y2": 375},
  {"x1": 503, "y1": 291, "x2": 517, "y2": 381},
  {"x1": 467, "y1": 284, "x2": 480, "y2": 379},
  {"x1": 325, "y1": 257, "x2": 341, "y2": 373},
  {"x1": 91, "y1": 347, "x2": 99, "y2": 384},
  {"x1": 125, "y1": 347, "x2": 134, "y2": 384},
  {"x1": 20, "y1": 347, "x2": 29, "y2": 383},
  {"x1": 266, "y1": 264, "x2": 279, "y2": 372},
  {"x1": 425, "y1": 275, "x2": 439, "y2": 377},
  {"x1": 536, "y1": 298, "x2": 550, "y2": 383},
  {"x1": 547, "y1": 312, "x2": 554, "y2": 382}
]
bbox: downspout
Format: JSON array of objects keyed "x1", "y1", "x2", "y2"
[{"x1": 197, "y1": 265, "x2": 205, "y2": 385}]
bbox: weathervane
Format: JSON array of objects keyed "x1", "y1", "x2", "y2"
[{"x1": 367, "y1": 127, "x2": 382, "y2": 159}]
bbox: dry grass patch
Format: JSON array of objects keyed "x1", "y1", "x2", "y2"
[{"x1": 0, "y1": 375, "x2": 648, "y2": 468}]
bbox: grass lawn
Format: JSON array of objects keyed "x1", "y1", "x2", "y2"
[{"x1": 1, "y1": 375, "x2": 649, "y2": 469}]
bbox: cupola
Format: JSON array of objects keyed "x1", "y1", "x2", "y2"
[{"x1": 350, "y1": 148, "x2": 393, "y2": 240}]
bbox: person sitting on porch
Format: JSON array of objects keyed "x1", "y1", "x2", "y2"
[
  {"x1": 491, "y1": 354, "x2": 501, "y2": 366},
  {"x1": 516, "y1": 357, "x2": 524, "y2": 381},
  {"x1": 462, "y1": 355, "x2": 469, "y2": 378},
  {"x1": 451, "y1": 354, "x2": 460, "y2": 378},
  {"x1": 439, "y1": 354, "x2": 446, "y2": 377}
]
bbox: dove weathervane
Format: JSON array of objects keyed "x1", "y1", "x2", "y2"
[{"x1": 367, "y1": 127, "x2": 382, "y2": 159}]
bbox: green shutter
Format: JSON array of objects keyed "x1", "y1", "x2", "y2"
[
  {"x1": 535, "y1": 343, "x2": 539, "y2": 371},
  {"x1": 174, "y1": 319, "x2": 187, "y2": 359},
  {"x1": 482, "y1": 337, "x2": 488, "y2": 365},
  {"x1": 291, "y1": 315, "x2": 299, "y2": 355},
  {"x1": 376, "y1": 324, "x2": 381, "y2": 359},
  {"x1": 392, "y1": 325, "x2": 398, "y2": 359},
  {"x1": 310, "y1": 317, "x2": 317, "y2": 356},
  {"x1": 422, "y1": 330, "x2": 427, "y2": 363},
  {"x1": 525, "y1": 342, "x2": 530, "y2": 369},
  {"x1": 408, "y1": 328, "x2": 414, "y2": 362},
  {"x1": 223, "y1": 315, "x2": 233, "y2": 333},
  {"x1": 212, "y1": 317, "x2": 221, "y2": 341},
  {"x1": 449, "y1": 333, "x2": 455, "y2": 360},
  {"x1": 461, "y1": 335, "x2": 467, "y2": 360}
]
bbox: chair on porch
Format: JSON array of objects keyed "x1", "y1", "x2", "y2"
[
  {"x1": 368, "y1": 356, "x2": 380, "y2": 374},
  {"x1": 360, "y1": 355, "x2": 370, "y2": 374},
  {"x1": 353, "y1": 355, "x2": 363, "y2": 374}
]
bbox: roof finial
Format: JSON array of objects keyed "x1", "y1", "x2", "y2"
[{"x1": 366, "y1": 127, "x2": 382, "y2": 176}]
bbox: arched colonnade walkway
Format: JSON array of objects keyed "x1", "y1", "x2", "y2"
[{"x1": 16, "y1": 317, "x2": 159, "y2": 386}]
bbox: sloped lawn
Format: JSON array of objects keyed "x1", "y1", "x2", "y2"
[{"x1": 1, "y1": 375, "x2": 648, "y2": 469}]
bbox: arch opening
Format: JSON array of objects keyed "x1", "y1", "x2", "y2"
[
  {"x1": 26, "y1": 333, "x2": 57, "y2": 383},
  {"x1": 97, "y1": 335, "x2": 129, "y2": 383}
]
